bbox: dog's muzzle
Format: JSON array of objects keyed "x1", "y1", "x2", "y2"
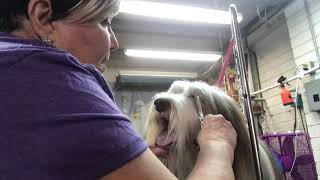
[
  {"x1": 150, "y1": 98, "x2": 176, "y2": 158},
  {"x1": 154, "y1": 98, "x2": 170, "y2": 112}
]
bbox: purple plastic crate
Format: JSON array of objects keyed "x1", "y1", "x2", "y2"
[{"x1": 261, "y1": 132, "x2": 318, "y2": 180}]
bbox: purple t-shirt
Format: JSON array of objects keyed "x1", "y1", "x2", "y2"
[{"x1": 0, "y1": 32, "x2": 148, "y2": 180}]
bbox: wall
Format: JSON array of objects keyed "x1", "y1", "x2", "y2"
[
  {"x1": 247, "y1": 11, "x2": 300, "y2": 133},
  {"x1": 285, "y1": 0, "x2": 320, "y2": 177}
]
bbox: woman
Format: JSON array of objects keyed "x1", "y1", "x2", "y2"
[{"x1": 0, "y1": 0, "x2": 237, "y2": 179}]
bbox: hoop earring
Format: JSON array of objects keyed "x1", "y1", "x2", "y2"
[{"x1": 41, "y1": 37, "x2": 53, "y2": 45}]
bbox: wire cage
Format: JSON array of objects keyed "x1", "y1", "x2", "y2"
[{"x1": 261, "y1": 132, "x2": 318, "y2": 180}]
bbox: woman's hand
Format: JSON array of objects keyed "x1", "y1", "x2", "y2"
[
  {"x1": 197, "y1": 114, "x2": 237, "y2": 164},
  {"x1": 187, "y1": 114, "x2": 237, "y2": 180}
]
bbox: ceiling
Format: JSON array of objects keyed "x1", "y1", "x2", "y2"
[{"x1": 106, "y1": 0, "x2": 289, "y2": 79}]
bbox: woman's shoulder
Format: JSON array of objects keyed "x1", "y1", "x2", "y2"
[
  {"x1": 0, "y1": 33, "x2": 113, "y2": 96},
  {"x1": 0, "y1": 32, "x2": 79, "y2": 67},
  {"x1": 0, "y1": 34, "x2": 73, "y2": 66},
  {"x1": 0, "y1": 34, "x2": 94, "y2": 76},
  {"x1": 0, "y1": 32, "x2": 115, "y2": 97}
]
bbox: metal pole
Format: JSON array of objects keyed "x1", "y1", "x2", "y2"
[
  {"x1": 229, "y1": 4, "x2": 263, "y2": 180},
  {"x1": 252, "y1": 65, "x2": 320, "y2": 95}
]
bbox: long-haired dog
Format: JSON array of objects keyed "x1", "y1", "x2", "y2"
[{"x1": 144, "y1": 81, "x2": 281, "y2": 180}]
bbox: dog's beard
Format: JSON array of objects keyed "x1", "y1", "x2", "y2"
[{"x1": 145, "y1": 93, "x2": 201, "y2": 180}]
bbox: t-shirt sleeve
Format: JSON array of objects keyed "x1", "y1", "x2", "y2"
[{"x1": 15, "y1": 51, "x2": 148, "y2": 179}]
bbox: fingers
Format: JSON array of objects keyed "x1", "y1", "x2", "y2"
[
  {"x1": 198, "y1": 114, "x2": 237, "y2": 151},
  {"x1": 202, "y1": 114, "x2": 234, "y2": 131}
]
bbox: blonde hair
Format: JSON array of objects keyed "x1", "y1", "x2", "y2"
[{"x1": 63, "y1": 0, "x2": 120, "y2": 24}]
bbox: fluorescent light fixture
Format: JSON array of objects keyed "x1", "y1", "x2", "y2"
[
  {"x1": 119, "y1": 1, "x2": 243, "y2": 24},
  {"x1": 125, "y1": 49, "x2": 221, "y2": 62},
  {"x1": 119, "y1": 70, "x2": 197, "y2": 78}
]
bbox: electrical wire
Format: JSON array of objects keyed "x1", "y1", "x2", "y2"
[
  {"x1": 300, "y1": 109, "x2": 309, "y2": 135},
  {"x1": 294, "y1": 66, "x2": 309, "y2": 134},
  {"x1": 293, "y1": 104, "x2": 297, "y2": 132},
  {"x1": 289, "y1": 78, "x2": 301, "y2": 175},
  {"x1": 299, "y1": 108, "x2": 307, "y2": 133}
]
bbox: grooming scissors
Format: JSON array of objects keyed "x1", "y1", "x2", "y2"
[{"x1": 195, "y1": 96, "x2": 204, "y2": 128}]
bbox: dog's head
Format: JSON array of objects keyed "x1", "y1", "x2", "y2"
[{"x1": 144, "y1": 80, "x2": 252, "y2": 179}]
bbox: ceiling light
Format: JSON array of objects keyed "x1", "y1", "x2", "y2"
[
  {"x1": 119, "y1": 1, "x2": 243, "y2": 24},
  {"x1": 124, "y1": 49, "x2": 221, "y2": 62},
  {"x1": 119, "y1": 70, "x2": 198, "y2": 78}
]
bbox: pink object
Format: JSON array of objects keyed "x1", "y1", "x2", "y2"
[{"x1": 217, "y1": 40, "x2": 234, "y2": 86}]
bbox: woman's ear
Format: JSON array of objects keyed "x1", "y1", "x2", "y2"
[{"x1": 27, "y1": 0, "x2": 55, "y2": 42}]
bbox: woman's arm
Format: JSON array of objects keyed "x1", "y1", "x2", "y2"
[
  {"x1": 187, "y1": 143, "x2": 235, "y2": 180},
  {"x1": 101, "y1": 114, "x2": 236, "y2": 180},
  {"x1": 100, "y1": 149, "x2": 177, "y2": 180}
]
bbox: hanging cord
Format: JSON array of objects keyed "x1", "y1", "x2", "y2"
[
  {"x1": 289, "y1": 75, "x2": 304, "y2": 175},
  {"x1": 293, "y1": 104, "x2": 297, "y2": 132},
  {"x1": 300, "y1": 108, "x2": 309, "y2": 134},
  {"x1": 289, "y1": 132, "x2": 298, "y2": 176},
  {"x1": 299, "y1": 108, "x2": 308, "y2": 133},
  {"x1": 293, "y1": 65, "x2": 308, "y2": 133},
  {"x1": 293, "y1": 78, "x2": 298, "y2": 133}
]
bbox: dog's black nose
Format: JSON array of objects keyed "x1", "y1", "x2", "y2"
[{"x1": 154, "y1": 98, "x2": 170, "y2": 112}]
